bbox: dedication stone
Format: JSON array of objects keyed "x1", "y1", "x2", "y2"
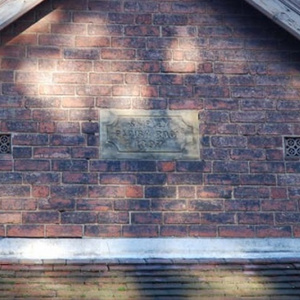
[{"x1": 100, "y1": 110, "x2": 200, "y2": 160}]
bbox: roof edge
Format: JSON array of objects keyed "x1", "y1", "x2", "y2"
[{"x1": 244, "y1": 0, "x2": 300, "y2": 40}]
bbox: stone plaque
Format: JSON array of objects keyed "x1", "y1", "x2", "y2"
[{"x1": 100, "y1": 110, "x2": 200, "y2": 160}]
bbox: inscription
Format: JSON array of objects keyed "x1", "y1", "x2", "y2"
[{"x1": 100, "y1": 110, "x2": 200, "y2": 160}]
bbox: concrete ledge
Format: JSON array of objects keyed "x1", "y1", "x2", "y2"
[{"x1": 0, "y1": 238, "x2": 300, "y2": 260}]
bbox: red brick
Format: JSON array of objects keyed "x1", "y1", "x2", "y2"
[
  {"x1": 23, "y1": 212, "x2": 59, "y2": 224},
  {"x1": 75, "y1": 36, "x2": 110, "y2": 47},
  {"x1": 7, "y1": 225, "x2": 44, "y2": 237},
  {"x1": 51, "y1": 23, "x2": 87, "y2": 34},
  {"x1": 89, "y1": 186, "x2": 125, "y2": 198},
  {"x1": 131, "y1": 213, "x2": 162, "y2": 224},
  {"x1": 152, "y1": 200, "x2": 187, "y2": 211},
  {"x1": 0, "y1": 213, "x2": 22, "y2": 224},
  {"x1": 219, "y1": 226, "x2": 255, "y2": 238},
  {"x1": 77, "y1": 199, "x2": 112, "y2": 211},
  {"x1": 39, "y1": 34, "x2": 74, "y2": 46},
  {"x1": 38, "y1": 198, "x2": 75, "y2": 211},
  {"x1": 257, "y1": 226, "x2": 292, "y2": 238},
  {"x1": 178, "y1": 186, "x2": 196, "y2": 198},
  {"x1": 32, "y1": 186, "x2": 50, "y2": 198},
  {"x1": 161, "y1": 225, "x2": 188, "y2": 237},
  {"x1": 99, "y1": 212, "x2": 129, "y2": 224},
  {"x1": 225, "y1": 200, "x2": 260, "y2": 211},
  {"x1": 189, "y1": 225, "x2": 217, "y2": 237},
  {"x1": 63, "y1": 172, "x2": 98, "y2": 184},
  {"x1": 1, "y1": 199, "x2": 36, "y2": 210},
  {"x1": 0, "y1": 186, "x2": 30, "y2": 197},
  {"x1": 62, "y1": 97, "x2": 94, "y2": 108},
  {"x1": 89, "y1": 73, "x2": 123, "y2": 84},
  {"x1": 61, "y1": 212, "x2": 97, "y2": 224},
  {"x1": 261, "y1": 200, "x2": 297, "y2": 211},
  {"x1": 14, "y1": 160, "x2": 50, "y2": 171},
  {"x1": 27, "y1": 46, "x2": 61, "y2": 58},
  {"x1": 125, "y1": 186, "x2": 143, "y2": 198},
  {"x1": 53, "y1": 73, "x2": 87, "y2": 84},
  {"x1": 85, "y1": 225, "x2": 121, "y2": 237},
  {"x1": 164, "y1": 213, "x2": 200, "y2": 224},
  {"x1": 202, "y1": 213, "x2": 235, "y2": 225},
  {"x1": 46, "y1": 225, "x2": 83, "y2": 237},
  {"x1": 237, "y1": 213, "x2": 274, "y2": 225},
  {"x1": 39, "y1": 122, "x2": 56, "y2": 133},
  {"x1": 122, "y1": 225, "x2": 159, "y2": 237},
  {"x1": 64, "y1": 47, "x2": 100, "y2": 60},
  {"x1": 114, "y1": 199, "x2": 150, "y2": 211},
  {"x1": 40, "y1": 84, "x2": 75, "y2": 95}
]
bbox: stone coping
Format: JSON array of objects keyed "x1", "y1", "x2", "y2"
[{"x1": 1, "y1": 238, "x2": 300, "y2": 260}]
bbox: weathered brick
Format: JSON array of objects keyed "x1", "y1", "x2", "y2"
[
  {"x1": 261, "y1": 200, "x2": 297, "y2": 211},
  {"x1": 114, "y1": 199, "x2": 150, "y2": 211},
  {"x1": 100, "y1": 174, "x2": 136, "y2": 185},
  {"x1": 225, "y1": 200, "x2": 260, "y2": 211},
  {"x1": 51, "y1": 186, "x2": 87, "y2": 198},
  {"x1": 237, "y1": 213, "x2": 274, "y2": 225},
  {"x1": 202, "y1": 213, "x2": 235, "y2": 225},
  {"x1": 145, "y1": 187, "x2": 176, "y2": 198},
  {"x1": 160, "y1": 225, "x2": 188, "y2": 237},
  {"x1": 7, "y1": 225, "x2": 44, "y2": 237},
  {"x1": 61, "y1": 212, "x2": 98, "y2": 224},
  {"x1": 205, "y1": 174, "x2": 239, "y2": 185},
  {"x1": 63, "y1": 172, "x2": 98, "y2": 184},
  {"x1": 167, "y1": 174, "x2": 203, "y2": 185},
  {"x1": 189, "y1": 225, "x2": 217, "y2": 237},
  {"x1": 234, "y1": 187, "x2": 270, "y2": 199},
  {"x1": 89, "y1": 186, "x2": 125, "y2": 198},
  {"x1": 77, "y1": 199, "x2": 112, "y2": 211},
  {"x1": 164, "y1": 212, "x2": 200, "y2": 224},
  {"x1": 24, "y1": 172, "x2": 60, "y2": 184},
  {"x1": 14, "y1": 160, "x2": 50, "y2": 171},
  {"x1": 189, "y1": 200, "x2": 223, "y2": 211},
  {"x1": 219, "y1": 226, "x2": 255, "y2": 238},
  {"x1": 39, "y1": 198, "x2": 75, "y2": 211},
  {"x1": 52, "y1": 160, "x2": 88, "y2": 171},
  {"x1": 23, "y1": 212, "x2": 59, "y2": 224},
  {"x1": 99, "y1": 212, "x2": 128, "y2": 224},
  {"x1": 152, "y1": 200, "x2": 187, "y2": 211},
  {"x1": 256, "y1": 226, "x2": 292, "y2": 238},
  {"x1": 131, "y1": 212, "x2": 162, "y2": 224},
  {"x1": 84, "y1": 225, "x2": 121, "y2": 237},
  {"x1": 197, "y1": 186, "x2": 232, "y2": 199},
  {"x1": 46, "y1": 225, "x2": 83, "y2": 237},
  {"x1": 0, "y1": 213, "x2": 21, "y2": 224},
  {"x1": 125, "y1": 186, "x2": 143, "y2": 198},
  {"x1": 122, "y1": 225, "x2": 159, "y2": 237}
]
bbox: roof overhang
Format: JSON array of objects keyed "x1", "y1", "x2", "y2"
[
  {"x1": 0, "y1": 0, "x2": 45, "y2": 31},
  {"x1": 244, "y1": 0, "x2": 300, "y2": 40}
]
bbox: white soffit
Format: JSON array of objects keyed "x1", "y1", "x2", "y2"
[
  {"x1": 0, "y1": 0, "x2": 45, "y2": 31},
  {"x1": 244, "y1": 0, "x2": 300, "y2": 40}
]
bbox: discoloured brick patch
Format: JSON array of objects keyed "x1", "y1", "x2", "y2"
[{"x1": 0, "y1": 259, "x2": 300, "y2": 299}]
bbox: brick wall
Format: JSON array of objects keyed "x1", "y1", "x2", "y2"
[{"x1": 0, "y1": 0, "x2": 299, "y2": 238}]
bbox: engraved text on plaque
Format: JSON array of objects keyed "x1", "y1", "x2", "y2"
[{"x1": 100, "y1": 110, "x2": 200, "y2": 160}]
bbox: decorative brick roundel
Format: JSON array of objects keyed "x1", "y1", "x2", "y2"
[
  {"x1": 0, "y1": 134, "x2": 11, "y2": 154},
  {"x1": 285, "y1": 137, "x2": 300, "y2": 158}
]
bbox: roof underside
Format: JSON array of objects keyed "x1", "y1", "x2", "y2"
[
  {"x1": 244, "y1": 0, "x2": 300, "y2": 40},
  {"x1": 0, "y1": 0, "x2": 45, "y2": 31},
  {"x1": 0, "y1": 0, "x2": 299, "y2": 41}
]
